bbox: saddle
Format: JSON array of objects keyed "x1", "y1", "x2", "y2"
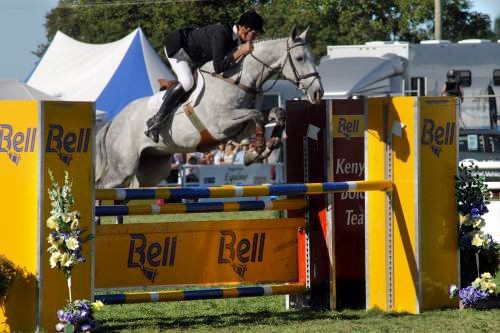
[
  {"x1": 155, "y1": 70, "x2": 204, "y2": 107},
  {"x1": 158, "y1": 79, "x2": 178, "y2": 91}
]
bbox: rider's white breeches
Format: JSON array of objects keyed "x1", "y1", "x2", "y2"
[{"x1": 165, "y1": 47, "x2": 194, "y2": 91}]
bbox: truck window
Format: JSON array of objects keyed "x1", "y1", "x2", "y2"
[
  {"x1": 455, "y1": 70, "x2": 472, "y2": 87},
  {"x1": 410, "y1": 77, "x2": 426, "y2": 96},
  {"x1": 494, "y1": 69, "x2": 500, "y2": 86}
]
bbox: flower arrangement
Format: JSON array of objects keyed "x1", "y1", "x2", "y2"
[
  {"x1": 452, "y1": 162, "x2": 499, "y2": 308},
  {"x1": 47, "y1": 170, "x2": 102, "y2": 332},
  {"x1": 455, "y1": 163, "x2": 499, "y2": 282},
  {"x1": 449, "y1": 273, "x2": 497, "y2": 307},
  {"x1": 56, "y1": 299, "x2": 104, "y2": 332}
]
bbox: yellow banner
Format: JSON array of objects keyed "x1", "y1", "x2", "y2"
[
  {"x1": 331, "y1": 115, "x2": 365, "y2": 138},
  {"x1": 0, "y1": 101, "x2": 39, "y2": 331},
  {"x1": 418, "y1": 97, "x2": 458, "y2": 310},
  {"x1": 40, "y1": 101, "x2": 94, "y2": 329},
  {"x1": 95, "y1": 218, "x2": 304, "y2": 289}
]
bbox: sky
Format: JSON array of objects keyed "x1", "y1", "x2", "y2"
[{"x1": 0, "y1": 0, "x2": 499, "y2": 81}]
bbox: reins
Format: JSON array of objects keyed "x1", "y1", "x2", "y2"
[{"x1": 204, "y1": 37, "x2": 320, "y2": 96}]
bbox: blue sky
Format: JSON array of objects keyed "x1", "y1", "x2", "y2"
[{"x1": 0, "y1": 0, "x2": 499, "y2": 81}]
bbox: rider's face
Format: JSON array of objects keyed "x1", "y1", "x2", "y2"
[{"x1": 238, "y1": 26, "x2": 257, "y2": 42}]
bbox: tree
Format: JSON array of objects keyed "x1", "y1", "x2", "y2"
[
  {"x1": 440, "y1": 0, "x2": 494, "y2": 41},
  {"x1": 36, "y1": 0, "x2": 495, "y2": 63}
]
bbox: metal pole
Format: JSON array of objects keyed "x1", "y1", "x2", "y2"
[{"x1": 435, "y1": 0, "x2": 442, "y2": 40}]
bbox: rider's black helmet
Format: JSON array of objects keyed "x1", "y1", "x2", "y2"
[
  {"x1": 237, "y1": 10, "x2": 264, "y2": 33},
  {"x1": 446, "y1": 70, "x2": 455, "y2": 79}
]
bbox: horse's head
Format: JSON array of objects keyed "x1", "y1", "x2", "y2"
[{"x1": 281, "y1": 27, "x2": 324, "y2": 104}]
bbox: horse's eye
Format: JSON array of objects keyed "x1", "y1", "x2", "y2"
[{"x1": 296, "y1": 56, "x2": 304, "y2": 62}]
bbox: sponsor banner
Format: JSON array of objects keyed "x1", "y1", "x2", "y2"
[
  {"x1": 331, "y1": 100, "x2": 365, "y2": 284},
  {"x1": 418, "y1": 97, "x2": 458, "y2": 310},
  {"x1": 182, "y1": 163, "x2": 284, "y2": 186},
  {"x1": 40, "y1": 101, "x2": 94, "y2": 329},
  {"x1": 0, "y1": 101, "x2": 40, "y2": 330},
  {"x1": 95, "y1": 218, "x2": 303, "y2": 289},
  {"x1": 331, "y1": 115, "x2": 365, "y2": 138}
]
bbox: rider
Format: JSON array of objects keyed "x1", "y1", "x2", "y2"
[{"x1": 144, "y1": 10, "x2": 265, "y2": 143}]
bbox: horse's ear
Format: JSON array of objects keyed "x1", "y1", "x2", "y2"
[
  {"x1": 290, "y1": 26, "x2": 297, "y2": 40},
  {"x1": 299, "y1": 26, "x2": 310, "y2": 42}
]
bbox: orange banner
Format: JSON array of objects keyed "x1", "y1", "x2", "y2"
[{"x1": 95, "y1": 218, "x2": 304, "y2": 289}]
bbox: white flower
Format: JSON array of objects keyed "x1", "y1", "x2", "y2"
[
  {"x1": 50, "y1": 252, "x2": 62, "y2": 268},
  {"x1": 62, "y1": 213, "x2": 72, "y2": 224},
  {"x1": 47, "y1": 216, "x2": 59, "y2": 230},
  {"x1": 59, "y1": 252, "x2": 73, "y2": 268},
  {"x1": 65, "y1": 237, "x2": 80, "y2": 250},
  {"x1": 471, "y1": 231, "x2": 485, "y2": 247}
]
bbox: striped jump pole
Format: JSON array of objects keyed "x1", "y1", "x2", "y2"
[
  {"x1": 95, "y1": 198, "x2": 306, "y2": 216},
  {"x1": 95, "y1": 283, "x2": 307, "y2": 305},
  {"x1": 96, "y1": 180, "x2": 393, "y2": 201}
]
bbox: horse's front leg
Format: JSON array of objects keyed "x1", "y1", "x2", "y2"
[{"x1": 240, "y1": 107, "x2": 286, "y2": 165}]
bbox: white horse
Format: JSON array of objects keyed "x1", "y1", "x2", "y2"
[{"x1": 96, "y1": 27, "x2": 323, "y2": 188}]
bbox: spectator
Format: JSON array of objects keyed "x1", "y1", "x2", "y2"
[
  {"x1": 234, "y1": 138, "x2": 250, "y2": 164},
  {"x1": 213, "y1": 142, "x2": 225, "y2": 165},
  {"x1": 185, "y1": 155, "x2": 199, "y2": 183},
  {"x1": 223, "y1": 141, "x2": 236, "y2": 164},
  {"x1": 187, "y1": 152, "x2": 204, "y2": 164},
  {"x1": 441, "y1": 70, "x2": 464, "y2": 102},
  {"x1": 200, "y1": 151, "x2": 214, "y2": 164}
]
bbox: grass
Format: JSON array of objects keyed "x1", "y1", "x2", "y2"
[
  {"x1": 94, "y1": 296, "x2": 500, "y2": 332},
  {"x1": 95, "y1": 205, "x2": 499, "y2": 332}
]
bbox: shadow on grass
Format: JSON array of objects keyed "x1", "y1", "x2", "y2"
[{"x1": 96, "y1": 307, "x2": 413, "y2": 331}]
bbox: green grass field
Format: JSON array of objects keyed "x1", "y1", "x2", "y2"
[
  {"x1": 95, "y1": 208, "x2": 499, "y2": 332},
  {"x1": 95, "y1": 296, "x2": 500, "y2": 332}
]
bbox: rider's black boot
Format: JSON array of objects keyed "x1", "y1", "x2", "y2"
[{"x1": 145, "y1": 81, "x2": 186, "y2": 143}]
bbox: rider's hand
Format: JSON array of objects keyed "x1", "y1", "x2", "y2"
[{"x1": 240, "y1": 41, "x2": 254, "y2": 56}]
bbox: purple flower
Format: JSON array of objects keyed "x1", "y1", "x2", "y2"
[
  {"x1": 57, "y1": 309, "x2": 65, "y2": 321},
  {"x1": 458, "y1": 286, "x2": 489, "y2": 306},
  {"x1": 471, "y1": 208, "x2": 480, "y2": 218}
]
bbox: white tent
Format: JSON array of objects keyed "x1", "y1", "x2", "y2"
[
  {"x1": 0, "y1": 80, "x2": 59, "y2": 100},
  {"x1": 27, "y1": 28, "x2": 174, "y2": 120}
]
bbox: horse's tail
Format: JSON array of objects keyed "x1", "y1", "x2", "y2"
[{"x1": 95, "y1": 122, "x2": 111, "y2": 187}]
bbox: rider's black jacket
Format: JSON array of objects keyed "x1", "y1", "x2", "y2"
[{"x1": 165, "y1": 23, "x2": 238, "y2": 73}]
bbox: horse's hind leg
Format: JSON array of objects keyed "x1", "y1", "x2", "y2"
[{"x1": 134, "y1": 153, "x2": 173, "y2": 187}]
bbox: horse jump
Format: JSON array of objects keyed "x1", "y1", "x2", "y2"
[{"x1": 0, "y1": 96, "x2": 458, "y2": 332}]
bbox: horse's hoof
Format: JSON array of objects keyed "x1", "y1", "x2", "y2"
[{"x1": 266, "y1": 137, "x2": 281, "y2": 150}]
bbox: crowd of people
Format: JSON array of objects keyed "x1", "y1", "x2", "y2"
[
  {"x1": 165, "y1": 138, "x2": 256, "y2": 184},
  {"x1": 172, "y1": 138, "x2": 252, "y2": 168}
]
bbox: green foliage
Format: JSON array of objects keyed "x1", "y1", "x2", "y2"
[
  {"x1": 37, "y1": 0, "x2": 496, "y2": 65},
  {"x1": 455, "y1": 162, "x2": 490, "y2": 216},
  {"x1": 441, "y1": 0, "x2": 495, "y2": 41},
  {"x1": 0, "y1": 255, "x2": 16, "y2": 303}
]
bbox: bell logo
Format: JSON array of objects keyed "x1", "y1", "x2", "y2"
[
  {"x1": 420, "y1": 119, "x2": 455, "y2": 157},
  {"x1": 217, "y1": 230, "x2": 265, "y2": 278},
  {"x1": 0, "y1": 124, "x2": 37, "y2": 166},
  {"x1": 45, "y1": 124, "x2": 91, "y2": 165}
]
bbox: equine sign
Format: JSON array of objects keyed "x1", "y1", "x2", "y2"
[{"x1": 95, "y1": 218, "x2": 304, "y2": 289}]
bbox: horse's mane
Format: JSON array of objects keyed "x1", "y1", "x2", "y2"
[{"x1": 253, "y1": 36, "x2": 303, "y2": 45}]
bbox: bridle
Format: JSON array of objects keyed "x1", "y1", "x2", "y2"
[{"x1": 249, "y1": 37, "x2": 320, "y2": 95}]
